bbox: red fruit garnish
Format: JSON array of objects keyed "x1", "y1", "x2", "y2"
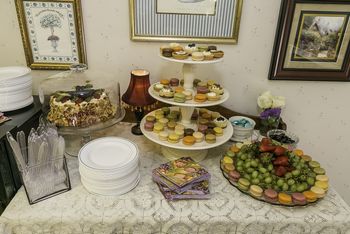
[
  {"x1": 275, "y1": 166, "x2": 287, "y2": 177},
  {"x1": 274, "y1": 146, "x2": 286, "y2": 156},
  {"x1": 273, "y1": 155, "x2": 289, "y2": 166},
  {"x1": 259, "y1": 144, "x2": 276, "y2": 152},
  {"x1": 261, "y1": 138, "x2": 271, "y2": 145}
]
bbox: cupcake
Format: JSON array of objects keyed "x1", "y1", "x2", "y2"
[
  {"x1": 209, "y1": 84, "x2": 224, "y2": 95},
  {"x1": 159, "y1": 86, "x2": 174, "y2": 98},
  {"x1": 153, "y1": 83, "x2": 164, "y2": 92},
  {"x1": 184, "y1": 43, "x2": 198, "y2": 55},
  {"x1": 207, "y1": 92, "x2": 220, "y2": 101},
  {"x1": 214, "y1": 117, "x2": 228, "y2": 128}
]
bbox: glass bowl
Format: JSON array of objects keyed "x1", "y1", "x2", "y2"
[{"x1": 267, "y1": 129, "x2": 299, "y2": 150}]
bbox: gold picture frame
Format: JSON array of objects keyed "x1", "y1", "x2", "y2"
[
  {"x1": 129, "y1": 0, "x2": 243, "y2": 44},
  {"x1": 15, "y1": 0, "x2": 87, "y2": 70}
]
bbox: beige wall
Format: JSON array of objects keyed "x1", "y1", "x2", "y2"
[{"x1": 1, "y1": 0, "x2": 350, "y2": 204}]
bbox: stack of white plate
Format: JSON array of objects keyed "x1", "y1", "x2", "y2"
[
  {"x1": 0, "y1": 66, "x2": 33, "y2": 112},
  {"x1": 78, "y1": 137, "x2": 140, "y2": 196}
]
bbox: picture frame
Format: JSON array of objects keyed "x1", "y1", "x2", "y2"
[
  {"x1": 269, "y1": 0, "x2": 350, "y2": 81},
  {"x1": 129, "y1": 0, "x2": 243, "y2": 44},
  {"x1": 15, "y1": 0, "x2": 87, "y2": 70}
]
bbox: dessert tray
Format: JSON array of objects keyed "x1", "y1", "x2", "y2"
[
  {"x1": 220, "y1": 140, "x2": 328, "y2": 207},
  {"x1": 160, "y1": 55, "x2": 224, "y2": 65}
]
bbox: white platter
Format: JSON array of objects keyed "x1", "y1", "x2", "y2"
[
  {"x1": 148, "y1": 84, "x2": 229, "y2": 107},
  {"x1": 0, "y1": 66, "x2": 31, "y2": 82},
  {"x1": 140, "y1": 108, "x2": 233, "y2": 150},
  {"x1": 79, "y1": 137, "x2": 139, "y2": 170},
  {"x1": 0, "y1": 96, "x2": 33, "y2": 112},
  {"x1": 160, "y1": 54, "x2": 224, "y2": 65}
]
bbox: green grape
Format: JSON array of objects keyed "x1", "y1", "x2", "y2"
[
  {"x1": 241, "y1": 154, "x2": 247, "y2": 160},
  {"x1": 267, "y1": 164, "x2": 274, "y2": 171},
  {"x1": 244, "y1": 162, "x2": 251, "y2": 168},
  {"x1": 273, "y1": 185, "x2": 279, "y2": 191},
  {"x1": 302, "y1": 182, "x2": 308, "y2": 190},
  {"x1": 282, "y1": 183, "x2": 289, "y2": 191},
  {"x1": 285, "y1": 172, "x2": 292, "y2": 179},
  {"x1": 246, "y1": 168, "x2": 254, "y2": 174},
  {"x1": 251, "y1": 160, "x2": 258, "y2": 168},
  {"x1": 244, "y1": 174, "x2": 251, "y2": 180},
  {"x1": 290, "y1": 184, "x2": 297, "y2": 192},
  {"x1": 252, "y1": 171, "x2": 259, "y2": 178},
  {"x1": 259, "y1": 167, "x2": 267, "y2": 174},
  {"x1": 252, "y1": 178, "x2": 260, "y2": 185},
  {"x1": 236, "y1": 166, "x2": 243, "y2": 172},
  {"x1": 287, "y1": 179, "x2": 295, "y2": 186},
  {"x1": 277, "y1": 179, "x2": 284, "y2": 187},
  {"x1": 237, "y1": 161, "x2": 243, "y2": 167},
  {"x1": 265, "y1": 177, "x2": 272, "y2": 184},
  {"x1": 292, "y1": 170, "x2": 300, "y2": 177},
  {"x1": 258, "y1": 174, "x2": 264, "y2": 180},
  {"x1": 299, "y1": 175, "x2": 307, "y2": 181},
  {"x1": 300, "y1": 159, "x2": 305, "y2": 164},
  {"x1": 296, "y1": 184, "x2": 305, "y2": 192},
  {"x1": 308, "y1": 172, "x2": 316, "y2": 178}
]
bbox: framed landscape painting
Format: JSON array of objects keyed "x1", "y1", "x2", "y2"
[
  {"x1": 15, "y1": 0, "x2": 86, "y2": 70},
  {"x1": 269, "y1": 0, "x2": 350, "y2": 81}
]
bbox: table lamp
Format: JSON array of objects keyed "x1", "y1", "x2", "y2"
[{"x1": 122, "y1": 69, "x2": 156, "y2": 135}]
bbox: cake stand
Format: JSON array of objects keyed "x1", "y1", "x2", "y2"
[
  {"x1": 140, "y1": 55, "x2": 232, "y2": 161},
  {"x1": 56, "y1": 108, "x2": 125, "y2": 156}
]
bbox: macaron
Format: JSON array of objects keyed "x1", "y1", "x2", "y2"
[
  {"x1": 161, "y1": 107, "x2": 170, "y2": 116},
  {"x1": 208, "y1": 45, "x2": 217, "y2": 51},
  {"x1": 205, "y1": 129, "x2": 216, "y2": 136},
  {"x1": 212, "y1": 50, "x2": 224, "y2": 58},
  {"x1": 172, "y1": 51, "x2": 189, "y2": 60},
  {"x1": 153, "y1": 83, "x2": 164, "y2": 92},
  {"x1": 155, "y1": 113, "x2": 164, "y2": 121},
  {"x1": 175, "y1": 86, "x2": 185, "y2": 93},
  {"x1": 170, "y1": 78, "x2": 180, "y2": 87},
  {"x1": 309, "y1": 161, "x2": 320, "y2": 168},
  {"x1": 301, "y1": 155, "x2": 312, "y2": 162},
  {"x1": 213, "y1": 127, "x2": 223, "y2": 137},
  {"x1": 168, "y1": 133, "x2": 180, "y2": 144},
  {"x1": 159, "y1": 118, "x2": 169, "y2": 125},
  {"x1": 225, "y1": 150, "x2": 235, "y2": 158},
  {"x1": 205, "y1": 134, "x2": 216, "y2": 144},
  {"x1": 197, "y1": 124, "x2": 208, "y2": 134},
  {"x1": 249, "y1": 185, "x2": 263, "y2": 198},
  {"x1": 224, "y1": 163, "x2": 235, "y2": 172},
  {"x1": 183, "y1": 136, "x2": 196, "y2": 146},
  {"x1": 203, "y1": 51, "x2": 214, "y2": 60},
  {"x1": 171, "y1": 109, "x2": 181, "y2": 117},
  {"x1": 310, "y1": 186, "x2": 326, "y2": 198},
  {"x1": 316, "y1": 175, "x2": 329, "y2": 183},
  {"x1": 211, "y1": 112, "x2": 221, "y2": 120},
  {"x1": 315, "y1": 181, "x2": 329, "y2": 191},
  {"x1": 292, "y1": 193, "x2": 307, "y2": 205},
  {"x1": 207, "y1": 122, "x2": 217, "y2": 129},
  {"x1": 158, "y1": 131, "x2": 169, "y2": 141},
  {"x1": 314, "y1": 167, "x2": 326, "y2": 175},
  {"x1": 182, "y1": 91, "x2": 193, "y2": 100},
  {"x1": 146, "y1": 116, "x2": 156, "y2": 123},
  {"x1": 174, "y1": 93, "x2": 186, "y2": 103},
  {"x1": 191, "y1": 52, "x2": 204, "y2": 61},
  {"x1": 191, "y1": 109, "x2": 199, "y2": 120},
  {"x1": 264, "y1": 189, "x2": 278, "y2": 202},
  {"x1": 303, "y1": 191, "x2": 317, "y2": 202},
  {"x1": 223, "y1": 156, "x2": 233, "y2": 164},
  {"x1": 153, "y1": 123, "x2": 164, "y2": 133},
  {"x1": 175, "y1": 124, "x2": 185, "y2": 131},
  {"x1": 167, "y1": 121, "x2": 176, "y2": 131},
  {"x1": 228, "y1": 170, "x2": 240, "y2": 182},
  {"x1": 207, "y1": 92, "x2": 220, "y2": 101},
  {"x1": 197, "y1": 86, "x2": 209, "y2": 94},
  {"x1": 198, "y1": 46, "x2": 208, "y2": 52},
  {"x1": 201, "y1": 113, "x2": 211, "y2": 120},
  {"x1": 237, "y1": 178, "x2": 250, "y2": 191},
  {"x1": 197, "y1": 82, "x2": 208, "y2": 88},
  {"x1": 193, "y1": 132, "x2": 204, "y2": 143},
  {"x1": 155, "y1": 110, "x2": 164, "y2": 116},
  {"x1": 175, "y1": 129, "x2": 184, "y2": 139},
  {"x1": 162, "y1": 48, "x2": 174, "y2": 57},
  {"x1": 184, "y1": 128, "x2": 195, "y2": 136},
  {"x1": 193, "y1": 78, "x2": 201, "y2": 87},
  {"x1": 278, "y1": 193, "x2": 292, "y2": 205},
  {"x1": 144, "y1": 122, "x2": 154, "y2": 131},
  {"x1": 194, "y1": 94, "x2": 207, "y2": 103},
  {"x1": 160, "y1": 79, "x2": 170, "y2": 86},
  {"x1": 199, "y1": 119, "x2": 209, "y2": 125},
  {"x1": 166, "y1": 113, "x2": 177, "y2": 122}
]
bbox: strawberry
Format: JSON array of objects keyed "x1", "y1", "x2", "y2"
[
  {"x1": 274, "y1": 146, "x2": 286, "y2": 156},
  {"x1": 275, "y1": 166, "x2": 287, "y2": 177},
  {"x1": 273, "y1": 156, "x2": 289, "y2": 166},
  {"x1": 259, "y1": 144, "x2": 276, "y2": 152},
  {"x1": 261, "y1": 138, "x2": 271, "y2": 145}
]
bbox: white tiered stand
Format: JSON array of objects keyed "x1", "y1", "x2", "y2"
[{"x1": 140, "y1": 55, "x2": 233, "y2": 162}]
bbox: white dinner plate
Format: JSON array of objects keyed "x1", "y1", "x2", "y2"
[
  {"x1": 0, "y1": 80, "x2": 32, "y2": 92},
  {"x1": 0, "y1": 96, "x2": 33, "y2": 112},
  {"x1": 0, "y1": 66, "x2": 31, "y2": 82},
  {"x1": 79, "y1": 162, "x2": 139, "y2": 180},
  {"x1": 79, "y1": 137, "x2": 139, "y2": 170}
]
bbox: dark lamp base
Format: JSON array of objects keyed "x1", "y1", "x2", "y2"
[{"x1": 131, "y1": 124, "x2": 143, "y2": 135}]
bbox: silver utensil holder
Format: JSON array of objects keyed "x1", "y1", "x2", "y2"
[{"x1": 20, "y1": 157, "x2": 71, "y2": 205}]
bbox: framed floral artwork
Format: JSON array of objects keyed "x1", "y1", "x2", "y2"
[
  {"x1": 269, "y1": 0, "x2": 350, "y2": 81},
  {"x1": 15, "y1": 0, "x2": 87, "y2": 70}
]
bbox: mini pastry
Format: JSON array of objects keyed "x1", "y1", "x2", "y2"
[
  {"x1": 168, "y1": 133, "x2": 180, "y2": 144},
  {"x1": 314, "y1": 167, "x2": 325, "y2": 175},
  {"x1": 184, "y1": 43, "x2": 198, "y2": 54},
  {"x1": 199, "y1": 119, "x2": 209, "y2": 126},
  {"x1": 223, "y1": 156, "x2": 233, "y2": 164},
  {"x1": 224, "y1": 163, "x2": 235, "y2": 172},
  {"x1": 175, "y1": 129, "x2": 184, "y2": 139},
  {"x1": 315, "y1": 181, "x2": 328, "y2": 191},
  {"x1": 199, "y1": 108, "x2": 209, "y2": 115},
  {"x1": 170, "y1": 78, "x2": 180, "y2": 87},
  {"x1": 197, "y1": 81, "x2": 208, "y2": 87},
  {"x1": 207, "y1": 80, "x2": 216, "y2": 87},
  {"x1": 160, "y1": 45, "x2": 170, "y2": 53},
  {"x1": 191, "y1": 52, "x2": 205, "y2": 61},
  {"x1": 225, "y1": 150, "x2": 235, "y2": 157},
  {"x1": 162, "y1": 48, "x2": 174, "y2": 57},
  {"x1": 191, "y1": 109, "x2": 199, "y2": 120},
  {"x1": 175, "y1": 86, "x2": 185, "y2": 93},
  {"x1": 207, "y1": 92, "x2": 220, "y2": 101},
  {"x1": 172, "y1": 51, "x2": 189, "y2": 60},
  {"x1": 205, "y1": 134, "x2": 216, "y2": 144},
  {"x1": 196, "y1": 86, "x2": 209, "y2": 94},
  {"x1": 198, "y1": 46, "x2": 208, "y2": 52},
  {"x1": 182, "y1": 91, "x2": 193, "y2": 100},
  {"x1": 146, "y1": 116, "x2": 156, "y2": 123},
  {"x1": 184, "y1": 128, "x2": 195, "y2": 136},
  {"x1": 309, "y1": 161, "x2": 320, "y2": 168},
  {"x1": 207, "y1": 122, "x2": 217, "y2": 129},
  {"x1": 278, "y1": 193, "x2": 292, "y2": 205},
  {"x1": 249, "y1": 185, "x2": 263, "y2": 198},
  {"x1": 144, "y1": 122, "x2": 154, "y2": 131},
  {"x1": 303, "y1": 191, "x2": 317, "y2": 202},
  {"x1": 211, "y1": 112, "x2": 221, "y2": 120},
  {"x1": 214, "y1": 117, "x2": 228, "y2": 128},
  {"x1": 167, "y1": 121, "x2": 176, "y2": 131},
  {"x1": 159, "y1": 131, "x2": 169, "y2": 141},
  {"x1": 213, "y1": 127, "x2": 223, "y2": 137},
  {"x1": 159, "y1": 118, "x2": 169, "y2": 125},
  {"x1": 201, "y1": 113, "x2": 211, "y2": 120},
  {"x1": 172, "y1": 46, "x2": 183, "y2": 53},
  {"x1": 183, "y1": 136, "x2": 196, "y2": 146},
  {"x1": 171, "y1": 110, "x2": 181, "y2": 117},
  {"x1": 169, "y1": 43, "x2": 183, "y2": 52},
  {"x1": 316, "y1": 175, "x2": 329, "y2": 183},
  {"x1": 193, "y1": 132, "x2": 204, "y2": 143},
  {"x1": 193, "y1": 79, "x2": 201, "y2": 87},
  {"x1": 159, "y1": 86, "x2": 174, "y2": 98},
  {"x1": 264, "y1": 189, "x2": 278, "y2": 202},
  {"x1": 194, "y1": 94, "x2": 207, "y2": 103},
  {"x1": 310, "y1": 186, "x2": 325, "y2": 198},
  {"x1": 301, "y1": 155, "x2": 312, "y2": 161},
  {"x1": 210, "y1": 83, "x2": 224, "y2": 95},
  {"x1": 175, "y1": 124, "x2": 185, "y2": 131},
  {"x1": 228, "y1": 170, "x2": 240, "y2": 182},
  {"x1": 198, "y1": 124, "x2": 208, "y2": 134},
  {"x1": 211, "y1": 50, "x2": 224, "y2": 58},
  {"x1": 292, "y1": 193, "x2": 307, "y2": 205},
  {"x1": 180, "y1": 79, "x2": 184, "y2": 86},
  {"x1": 160, "y1": 79, "x2": 170, "y2": 86},
  {"x1": 155, "y1": 113, "x2": 164, "y2": 121},
  {"x1": 167, "y1": 113, "x2": 178, "y2": 122},
  {"x1": 237, "y1": 178, "x2": 250, "y2": 191},
  {"x1": 153, "y1": 123, "x2": 164, "y2": 133},
  {"x1": 174, "y1": 93, "x2": 186, "y2": 103},
  {"x1": 206, "y1": 129, "x2": 216, "y2": 135},
  {"x1": 155, "y1": 110, "x2": 164, "y2": 116},
  {"x1": 203, "y1": 51, "x2": 214, "y2": 60},
  {"x1": 161, "y1": 107, "x2": 170, "y2": 116},
  {"x1": 153, "y1": 83, "x2": 164, "y2": 92},
  {"x1": 169, "y1": 42, "x2": 181, "y2": 48},
  {"x1": 208, "y1": 45, "x2": 217, "y2": 51}
]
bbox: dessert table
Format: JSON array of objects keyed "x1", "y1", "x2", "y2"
[{"x1": 0, "y1": 123, "x2": 350, "y2": 234}]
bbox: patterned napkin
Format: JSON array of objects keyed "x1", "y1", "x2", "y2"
[{"x1": 0, "y1": 112, "x2": 11, "y2": 124}]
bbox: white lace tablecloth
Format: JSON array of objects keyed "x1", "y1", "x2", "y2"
[{"x1": 1, "y1": 123, "x2": 350, "y2": 234}]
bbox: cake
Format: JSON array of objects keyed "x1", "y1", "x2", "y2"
[{"x1": 47, "y1": 85, "x2": 117, "y2": 127}]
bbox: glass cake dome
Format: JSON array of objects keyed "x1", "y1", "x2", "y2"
[{"x1": 39, "y1": 64, "x2": 124, "y2": 129}]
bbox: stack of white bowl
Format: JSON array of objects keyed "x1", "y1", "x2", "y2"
[
  {"x1": 78, "y1": 137, "x2": 140, "y2": 196},
  {"x1": 0, "y1": 66, "x2": 33, "y2": 112}
]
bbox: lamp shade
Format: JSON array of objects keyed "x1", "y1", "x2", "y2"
[{"x1": 122, "y1": 69, "x2": 156, "y2": 107}]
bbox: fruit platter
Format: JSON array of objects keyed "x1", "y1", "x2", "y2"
[{"x1": 220, "y1": 138, "x2": 329, "y2": 206}]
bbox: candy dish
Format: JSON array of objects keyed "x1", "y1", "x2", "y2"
[
  {"x1": 267, "y1": 129, "x2": 299, "y2": 150},
  {"x1": 220, "y1": 140, "x2": 328, "y2": 207},
  {"x1": 229, "y1": 116, "x2": 255, "y2": 141}
]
